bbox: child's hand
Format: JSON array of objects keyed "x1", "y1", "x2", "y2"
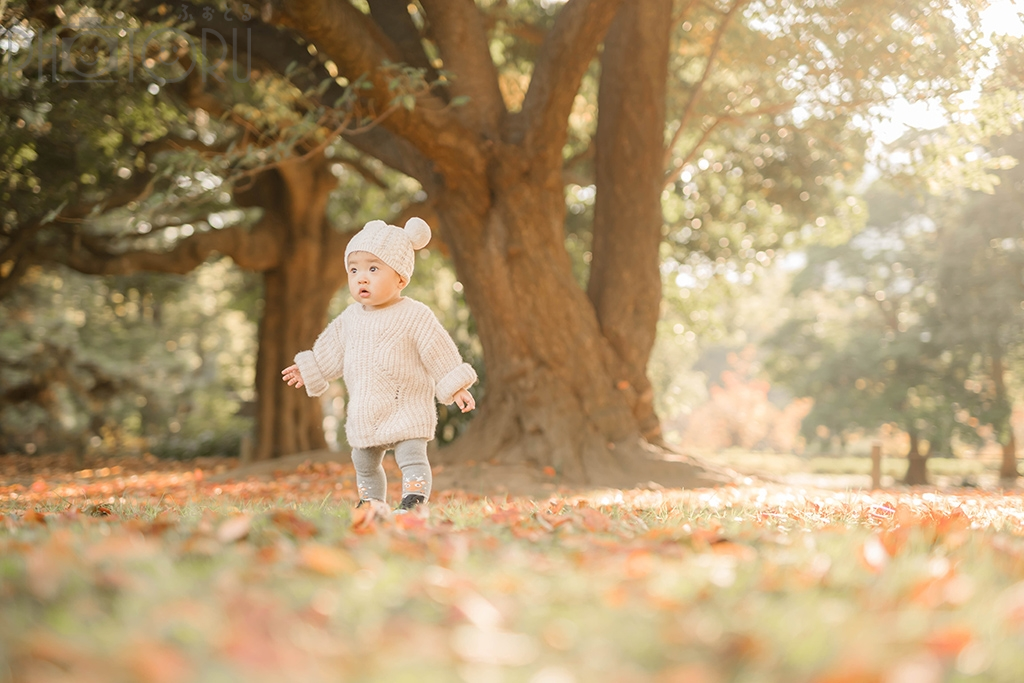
[
  {"x1": 281, "y1": 364, "x2": 305, "y2": 388},
  {"x1": 453, "y1": 388, "x2": 475, "y2": 413}
]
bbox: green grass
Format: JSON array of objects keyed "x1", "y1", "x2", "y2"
[
  {"x1": 705, "y1": 449, "x2": 996, "y2": 481},
  {"x1": 4, "y1": 485, "x2": 1024, "y2": 682}
]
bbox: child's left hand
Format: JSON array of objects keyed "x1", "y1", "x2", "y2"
[{"x1": 453, "y1": 388, "x2": 475, "y2": 413}]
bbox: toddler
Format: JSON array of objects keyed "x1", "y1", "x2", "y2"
[{"x1": 281, "y1": 217, "x2": 477, "y2": 511}]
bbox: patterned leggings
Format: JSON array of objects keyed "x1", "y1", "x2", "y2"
[{"x1": 350, "y1": 439, "x2": 431, "y2": 502}]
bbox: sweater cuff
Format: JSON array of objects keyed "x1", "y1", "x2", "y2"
[
  {"x1": 295, "y1": 350, "x2": 330, "y2": 397},
  {"x1": 435, "y1": 362, "x2": 477, "y2": 405}
]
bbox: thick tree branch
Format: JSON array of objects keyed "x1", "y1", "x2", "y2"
[
  {"x1": 132, "y1": 0, "x2": 437, "y2": 183},
  {"x1": 56, "y1": 224, "x2": 281, "y2": 276},
  {"x1": 367, "y1": 0, "x2": 436, "y2": 78},
  {"x1": 269, "y1": 0, "x2": 486, "y2": 185},
  {"x1": 419, "y1": 0, "x2": 506, "y2": 137},
  {"x1": 513, "y1": 0, "x2": 627, "y2": 157}
]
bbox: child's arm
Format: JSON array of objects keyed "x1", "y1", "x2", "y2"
[
  {"x1": 284, "y1": 316, "x2": 345, "y2": 397},
  {"x1": 416, "y1": 312, "x2": 477, "y2": 408}
]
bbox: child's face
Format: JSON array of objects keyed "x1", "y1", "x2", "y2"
[{"x1": 347, "y1": 251, "x2": 407, "y2": 309}]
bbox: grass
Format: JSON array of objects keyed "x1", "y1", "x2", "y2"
[
  {"x1": 705, "y1": 449, "x2": 997, "y2": 482},
  {"x1": 4, "y1": 463, "x2": 1024, "y2": 682}
]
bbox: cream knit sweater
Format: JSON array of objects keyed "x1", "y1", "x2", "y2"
[{"x1": 294, "y1": 297, "x2": 477, "y2": 449}]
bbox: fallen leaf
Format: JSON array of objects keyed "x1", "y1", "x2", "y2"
[
  {"x1": 299, "y1": 543, "x2": 354, "y2": 576},
  {"x1": 925, "y1": 625, "x2": 973, "y2": 657},
  {"x1": 216, "y1": 514, "x2": 252, "y2": 543},
  {"x1": 859, "y1": 535, "x2": 889, "y2": 573}
]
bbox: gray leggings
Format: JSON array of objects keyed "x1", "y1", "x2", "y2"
[{"x1": 350, "y1": 439, "x2": 431, "y2": 502}]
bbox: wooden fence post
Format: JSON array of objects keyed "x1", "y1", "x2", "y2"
[{"x1": 870, "y1": 442, "x2": 882, "y2": 490}]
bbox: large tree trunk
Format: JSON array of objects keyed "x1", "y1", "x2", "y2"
[
  {"x1": 434, "y1": 156, "x2": 640, "y2": 481},
  {"x1": 589, "y1": 0, "x2": 673, "y2": 443},
  {"x1": 903, "y1": 430, "x2": 929, "y2": 486},
  {"x1": 992, "y1": 350, "x2": 1019, "y2": 482},
  {"x1": 238, "y1": 159, "x2": 349, "y2": 460}
]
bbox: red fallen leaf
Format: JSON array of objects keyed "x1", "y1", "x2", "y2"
[
  {"x1": 542, "y1": 466, "x2": 556, "y2": 477},
  {"x1": 24, "y1": 510, "x2": 48, "y2": 525},
  {"x1": 86, "y1": 504, "x2": 114, "y2": 518},
  {"x1": 351, "y1": 500, "x2": 390, "y2": 533},
  {"x1": 926, "y1": 625, "x2": 973, "y2": 657},
  {"x1": 395, "y1": 511, "x2": 427, "y2": 531},
  {"x1": 536, "y1": 512, "x2": 572, "y2": 530},
  {"x1": 488, "y1": 507, "x2": 523, "y2": 525},
  {"x1": 216, "y1": 514, "x2": 252, "y2": 543},
  {"x1": 142, "y1": 511, "x2": 179, "y2": 536},
  {"x1": 578, "y1": 508, "x2": 610, "y2": 533},
  {"x1": 193, "y1": 468, "x2": 204, "y2": 483},
  {"x1": 267, "y1": 508, "x2": 318, "y2": 538},
  {"x1": 931, "y1": 508, "x2": 971, "y2": 539}
]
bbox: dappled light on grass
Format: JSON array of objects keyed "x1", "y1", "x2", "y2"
[{"x1": 4, "y1": 461, "x2": 1024, "y2": 681}]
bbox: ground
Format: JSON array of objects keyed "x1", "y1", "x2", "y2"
[{"x1": 3, "y1": 451, "x2": 1024, "y2": 682}]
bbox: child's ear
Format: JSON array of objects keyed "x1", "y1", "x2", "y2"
[{"x1": 399, "y1": 276, "x2": 409, "y2": 289}]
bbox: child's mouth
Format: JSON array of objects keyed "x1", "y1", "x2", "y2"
[{"x1": 359, "y1": 288, "x2": 370, "y2": 297}]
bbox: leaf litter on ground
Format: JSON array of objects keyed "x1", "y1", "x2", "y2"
[{"x1": 3, "y1": 455, "x2": 1024, "y2": 682}]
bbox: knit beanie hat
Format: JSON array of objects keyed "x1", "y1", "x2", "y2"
[{"x1": 345, "y1": 217, "x2": 432, "y2": 281}]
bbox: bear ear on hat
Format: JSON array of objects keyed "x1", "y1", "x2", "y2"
[{"x1": 404, "y1": 217, "x2": 431, "y2": 250}]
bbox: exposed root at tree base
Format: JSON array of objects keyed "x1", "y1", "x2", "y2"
[
  {"x1": 208, "y1": 443, "x2": 741, "y2": 497},
  {"x1": 432, "y1": 444, "x2": 741, "y2": 497}
]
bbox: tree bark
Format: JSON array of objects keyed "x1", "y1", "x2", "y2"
[
  {"x1": 903, "y1": 429, "x2": 929, "y2": 486},
  {"x1": 234, "y1": 158, "x2": 349, "y2": 460},
  {"x1": 432, "y1": 151, "x2": 642, "y2": 480},
  {"x1": 588, "y1": 0, "x2": 673, "y2": 443},
  {"x1": 992, "y1": 351, "x2": 1019, "y2": 482}
]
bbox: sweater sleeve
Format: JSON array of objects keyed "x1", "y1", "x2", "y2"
[
  {"x1": 294, "y1": 315, "x2": 345, "y2": 398},
  {"x1": 416, "y1": 309, "x2": 477, "y2": 405}
]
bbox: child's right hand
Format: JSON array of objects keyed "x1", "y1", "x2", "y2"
[{"x1": 281, "y1": 364, "x2": 305, "y2": 388}]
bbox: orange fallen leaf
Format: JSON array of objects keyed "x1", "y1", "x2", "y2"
[
  {"x1": 578, "y1": 508, "x2": 610, "y2": 533},
  {"x1": 299, "y1": 543, "x2": 354, "y2": 576},
  {"x1": 859, "y1": 535, "x2": 889, "y2": 573},
  {"x1": 267, "y1": 508, "x2": 318, "y2": 538},
  {"x1": 351, "y1": 500, "x2": 391, "y2": 533},
  {"x1": 926, "y1": 625, "x2": 973, "y2": 657},
  {"x1": 85, "y1": 504, "x2": 114, "y2": 518},
  {"x1": 23, "y1": 510, "x2": 48, "y2": 525}
]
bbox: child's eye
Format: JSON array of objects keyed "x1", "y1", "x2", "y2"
[{"x1": 369, "y1": 266, "x2": 377, "y2": 272}]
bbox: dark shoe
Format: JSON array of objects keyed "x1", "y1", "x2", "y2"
[{"x1": 397, "y1": 494, "x2": 426, "y2": 511}]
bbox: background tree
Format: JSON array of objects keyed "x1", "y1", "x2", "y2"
[{"x1": 931, "y1": 131, "x2": 1024, "y2": 481}]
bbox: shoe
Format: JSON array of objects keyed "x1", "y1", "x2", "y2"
[{"x1": 397, "y1": 494, "x2": 426, "y2": 511}]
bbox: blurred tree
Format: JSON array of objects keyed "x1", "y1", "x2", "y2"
[
  {"x1": 0, "y1": 0, "x2": 1002, "y2": 480},
  {"x1": 931, "y1": 131, "x2": 1024, "y2": 482},
  {"x1": 766, "y1": 186, "x2": 961, "y2": 484},
  {"x1": 768, "y1": 119, "x2": 1024, "y2": 484}
]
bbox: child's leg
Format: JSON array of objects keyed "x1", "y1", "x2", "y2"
[
  {"x1": 394, "y1": 439, "x2": 431, "y2": 501},
  {"x1": 350, "y1": 445, "x2": 388, "y2": 501}
]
